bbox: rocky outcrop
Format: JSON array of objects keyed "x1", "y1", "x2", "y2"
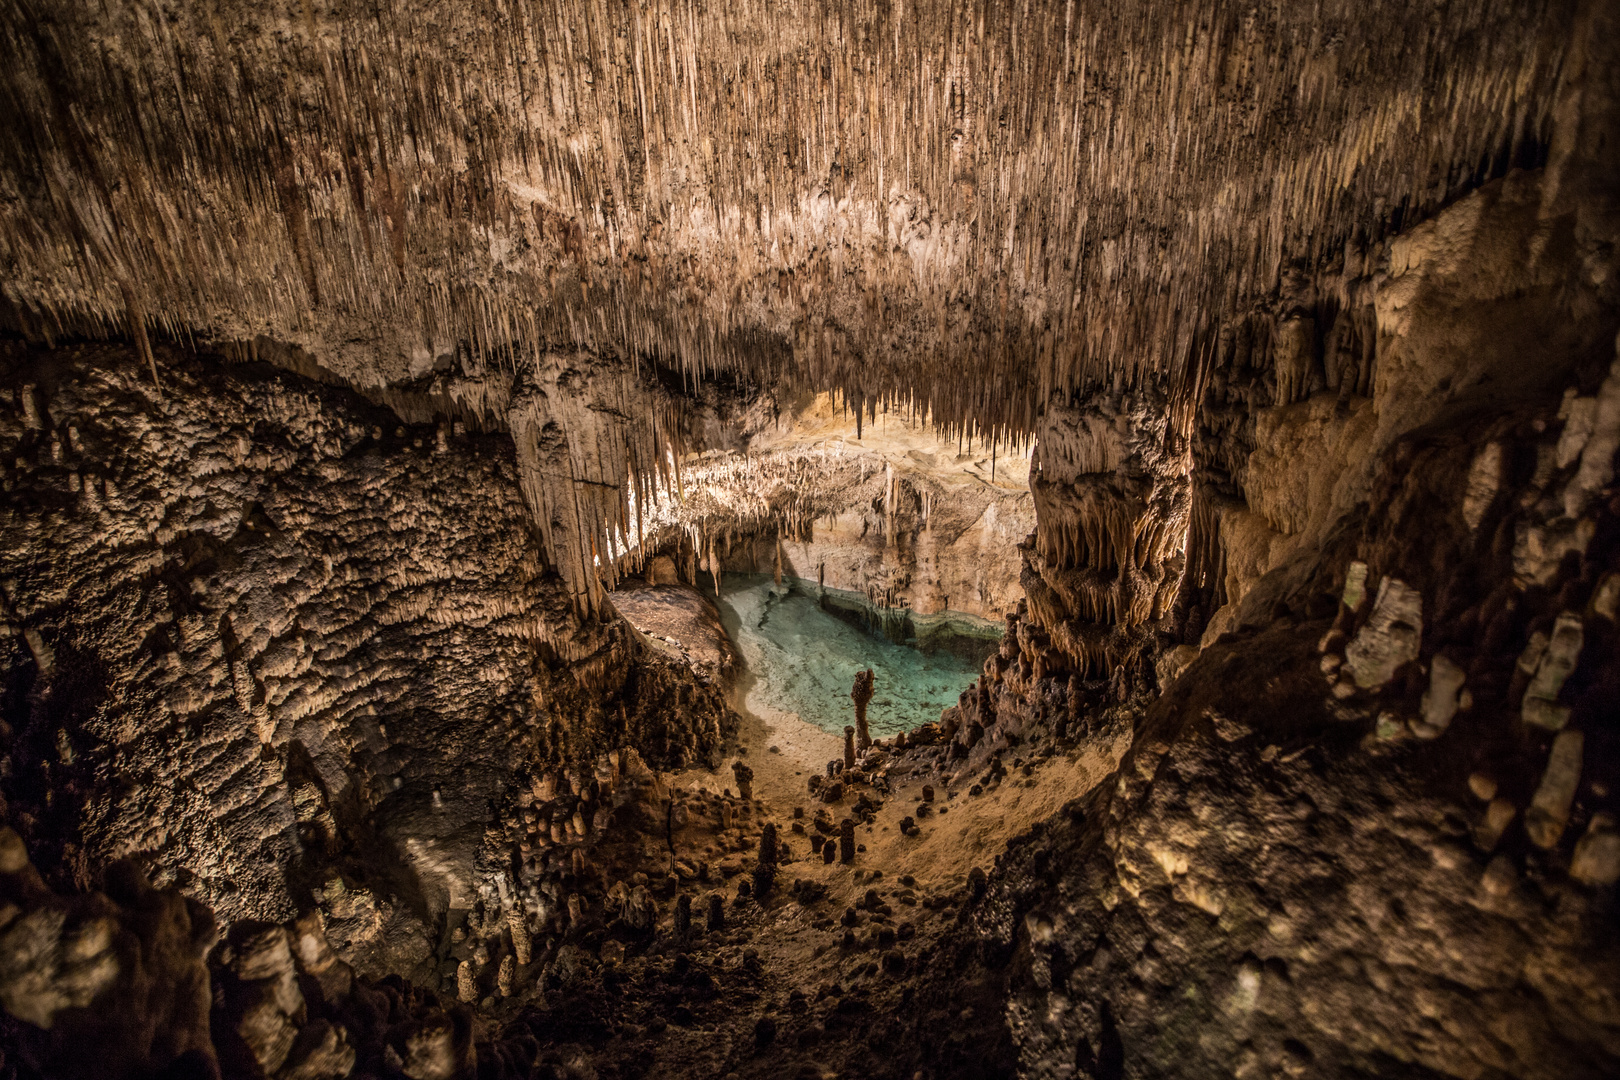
[
  {"x1": 1022, "y1": 386, "x2": 1188, "y2": 677},
  {"x1": 0, "y1": 342, "x2": 732, "y2": 977},
  {"x1": 966, "y1": 371, "x2": 1620, "y2": 1076},
  {"x1": 0, "y1": 829, "x2": 219, "y2": 1080}
]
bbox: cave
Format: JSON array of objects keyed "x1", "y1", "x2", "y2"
[{"x1": 0, "y1": 1, "x2": 1616, "y2": 1077}]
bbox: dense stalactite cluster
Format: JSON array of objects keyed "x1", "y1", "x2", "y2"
[
  {"x1": 0, "y1": 0, "x2": 1572, "y2": 446},
  {"x1": 1019, "y1": 387, "x2": 1188, "y2": 676}
]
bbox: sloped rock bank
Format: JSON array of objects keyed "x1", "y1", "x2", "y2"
[{"x1": 899, "y1": 353, "x2": 1620, "y2": 1080}]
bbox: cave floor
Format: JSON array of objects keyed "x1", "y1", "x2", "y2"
[{"x1": 594, "y1": 577, "x2": 1133, "y2": 1074}]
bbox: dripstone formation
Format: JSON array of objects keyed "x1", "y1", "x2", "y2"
[{"x1": 0, "y1": 0, "x2": 1618, "y2": 1078}]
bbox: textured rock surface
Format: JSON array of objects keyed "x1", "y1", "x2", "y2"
[
  {"x1": 0, "y1": 342, "x2": 732, "y2": 977},
  {"x1": 0, "y1": 829, "x2": 218, "y2": 1080},
  {"x1": 0, "y1": 0, "x2": 1617, "y2": 1077},
  {"x1": 900, "y1": 348, "x2": 1620, "y2": 1080}
]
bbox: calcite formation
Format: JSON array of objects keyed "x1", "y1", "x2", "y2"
[
  {"x1": 0, "y1": 341, "x2": 732, "y2": 967},
  {"x1": 0, "y1": 0, "x2": 1616, "y2": 1078}
]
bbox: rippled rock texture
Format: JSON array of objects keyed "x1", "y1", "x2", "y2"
[{"x1": 0, "y1": 342, "x2": 732, "y2": 979}]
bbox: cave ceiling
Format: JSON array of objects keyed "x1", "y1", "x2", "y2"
[{"x1": 0, "y1": 0, "x2": 1576, "y2": 437}]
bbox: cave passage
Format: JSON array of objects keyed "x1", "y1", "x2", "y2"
[
  {"x1": 716, "y1": 573, "x2": 1000, "y2": 738},
  {"x1": 1, "y1": 0, "x2": 1617, "y2": 1075}
]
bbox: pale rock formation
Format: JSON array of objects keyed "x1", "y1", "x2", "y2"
[
  {"x1": 1571, "y1": 813, "x2": 1620, "y2": 886},
  {"x1": 1521, "y1": 612, "x2": 1585, "y2": 730},
  {"x1": 1412, "y1": 654, "x2": 1467, "y2": 738},
  {"x1": 1341, "y1": 578, "x2": 1422, "y2": 690},
  {"x1": 1526, "y1": 731, "x2": 1585, "y2": 849}
]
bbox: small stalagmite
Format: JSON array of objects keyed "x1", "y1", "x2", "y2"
[
  {"x1": 497, "y1": 955, "x2": 515, "y2": 997},
  {"x1": 507, "y1": 909, "x2": 532, "y2": 966},
  {"x1": 706, "y1": 892, "x2": 725, "y2": 932},
  {"x1": 732, "y1": 760, "x2": 755, "y2": 801},
  {"x1": 852, "y1": 668, "x2": 876, "y2": 750},
  {"x1": 1527, "y1": 730, "x2": 1585, "y2": 848},
  {"x1": 844, "y1": 726, "x2": 857, "y2": 772},
  {"x1": 839, "y1": 819, "x2": 856, "y2": 864},
  {"x1": 674, "y1": 893, "x2": 692, "y2": 937},
  {"x1": 758, "y1": 822, "x2": 779, "y2": 866}
]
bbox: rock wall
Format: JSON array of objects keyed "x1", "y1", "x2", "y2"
[
  {"x1": 1022, "y1": 386, "x2": 1189, "y2": 677},
  {"x1": 958, "y1": 354, "x2": 1620, "y2": 1078},
  {"x1": 0, "y1": 341, "x2": 731, "y2": 978}
]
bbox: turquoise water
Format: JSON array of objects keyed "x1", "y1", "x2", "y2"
[{"x1": 716, "y1": 575, "x2": 1000, "y2": 738}]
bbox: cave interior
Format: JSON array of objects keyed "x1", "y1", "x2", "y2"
[{"x1": 0, "y1": 0, "x2": 1618, "y2": 1077}]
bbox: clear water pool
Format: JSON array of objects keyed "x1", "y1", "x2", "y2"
[{"x1": 716, "y1": 574, "x2": 1001, "y2": 738}]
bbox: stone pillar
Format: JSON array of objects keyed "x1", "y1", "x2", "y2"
[
  {"x1": 839, "y1": 818, "x2": 856, "y2": 864},
  {"x1": 758, "y1": 822, "x2": 778, "y2": 866},
  {"x1": 497, "y1": 955, "x2": 515, "y2": 997},
  {"x1": 844, "y1": 726, "x2": 856, "y2": 772},
  {"x1": 675, "y1": 893, "x2": 692, "y2": 937},
  {"x1": 732, "y1": 760, "x2": 755, "y2": 801},
  {"x1": 507, "y1": 909, "x2": 532, "y2": 966},
  {"x1": 706, "y1": 892, "x2": 725, "y2": 931},
  {"x1": 852, "y1": 668, "x2": 875, "y2": 750}
]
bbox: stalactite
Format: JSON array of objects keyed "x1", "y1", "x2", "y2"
[{"x1": 0, "y1": 0, "x2": 1568, "y2": 453}]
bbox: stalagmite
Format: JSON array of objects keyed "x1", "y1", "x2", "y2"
[
  {"x1": 852, "y1": 669, "x2": 876, "y2": 751},
  {"x1": 1527, "y1": 731, "x2": 1584, "y2": 849},
  {"x1": 758, "y1": 823, "x2": 779, "y2": 867},
  {"x1": 732, "y1": 761, "x2": 755, "y2": 801},
  {"x1": 497, "y1": 956, "x2": 515, "y2": 998},
  {"x1": 507, "y1": 910, "x2": 532, "y2": 966},
  {"x1": 1522, "y1": 613, "x2": 1583, "y2": 730},
  {"x1": 844, "y1": 727, "x2": 857, "y2": 772},
  {"x1": 674, "y1": 893, "x2": 692, "y2": 937},
  {"x1": 839, "y1": 819, "x2": 856, "y2": 865},
  {"x1": 1412, "y1": 656, "x2": 1467, "y2": 739}
]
